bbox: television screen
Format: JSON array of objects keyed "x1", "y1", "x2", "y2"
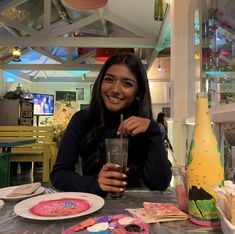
[{"x1": 31, "y1": 93, "x2": 54, "y2": 116}]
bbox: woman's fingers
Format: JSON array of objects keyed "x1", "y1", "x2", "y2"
[
  {"x1": 98, "y1": 163, "x2": 127, "y2": 192},
  {"x1": 99, "y1": 184, "x2": 124, "y2": 192},
  {"x1": 102, "y1": 162, "x2": 119, "y2": 171},
  {"x1": 118, "y1": 116, "x2": 150, "y2": 136}
]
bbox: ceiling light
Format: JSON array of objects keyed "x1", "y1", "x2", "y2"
[
  {"x1": 158, "y1": 65, "x2": 163, "y2": 72},
  {"x1": 157, "y1": 58, "x2": 165, "y2": 72},
  {"x1": 12, "y1": 47, "x2": 21, "y2": 62},
  {"x1": 61, "y1": 0, "x2": 108, "y2": 10}
]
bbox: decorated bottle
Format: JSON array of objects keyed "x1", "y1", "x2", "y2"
[{"x1": 186, "y1": 92, "x2": 224, "y2": 226}]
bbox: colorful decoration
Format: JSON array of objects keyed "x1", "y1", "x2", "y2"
[
  {"x1": 62, "y1": 214, "x2": 148, "y2": 234},
  {"x1": 187, "y1": 92, "x2": 224, "y2": 226}
]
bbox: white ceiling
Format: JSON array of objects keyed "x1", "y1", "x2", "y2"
[{"x1": 0, "y1": 0, "x2": 169, "y2": 82}]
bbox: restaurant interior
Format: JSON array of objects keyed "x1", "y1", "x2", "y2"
[{"x1": 0, "y1": 0, "x2": 235, "y2": 233}]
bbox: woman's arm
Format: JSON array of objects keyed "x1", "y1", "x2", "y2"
[
  {"x1": 117, "y1": 116, "x2": 172, "y2": 190},
  {"x1": 50, "y1": 111, "x2": 106, "y2": 196}
]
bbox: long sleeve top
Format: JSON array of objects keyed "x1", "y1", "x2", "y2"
[{"x1": 50, "y1": 109, "x2": 172, "y2": 196}]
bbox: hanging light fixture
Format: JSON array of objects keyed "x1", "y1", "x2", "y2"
[
  {"x1": 157, "y1": 58, "x2": 165, "y2": 72},
  {"x1": 158, "y1": 58, "x2": 162, "y2": 71},
  {"x1": 61, "y1": 0, "x2": 108, "y2": 10},
  {"x1": 95, "y1": 48, "x2": 117, "y2": 62},
  {"x1": 95, "y1": 48, "x2": 135, "y2": 62},
  {"x1": 154, "y1": 0, "x2": 163, "y2": 21},
  {"x1": 12, "y1": 47, "x2": 21, "y2": 62}
]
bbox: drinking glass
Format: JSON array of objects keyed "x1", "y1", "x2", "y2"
[{"x1": 105, "y1": 138, "x2": 128, "y2": 199}]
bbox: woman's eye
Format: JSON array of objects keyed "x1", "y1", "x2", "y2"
[
  {"x1": 103, "y1": 77, "x2": 114, "y2": 82},
  {"x1": 123, "y1": 80, "x2": 135, "y2": 87}
]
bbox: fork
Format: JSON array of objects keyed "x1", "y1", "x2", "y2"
[{"x1": 45, "y1": 187, "x2": 58, "y2": 194}]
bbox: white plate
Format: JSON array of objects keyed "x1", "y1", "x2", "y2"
[
  {"x1": 14, "y1": 192, "x2": 105, "y2": 220},
  {"x1": 0, "y1": 185, "x2": 45, "y2": 201},
  {"x1": 0, "y1": 199, "x2": 4, "y2": 209}
]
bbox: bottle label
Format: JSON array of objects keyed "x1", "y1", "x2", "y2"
[{"x1": 187, "y1": 138, "x2": 224, "y2": 226}]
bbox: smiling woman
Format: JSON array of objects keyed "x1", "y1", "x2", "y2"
[
  {"x1": 101, "y1": 64, "x2": 138, "y2": 112},
  {"x1": 50, "y1": 53, "x2": 172, "y2": 197}
]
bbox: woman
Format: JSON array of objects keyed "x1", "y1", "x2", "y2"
[
  {"x1": 50, "y1": 53, "x2": 172, "y2": 196},
  {"x1": 156, "y1": 112, "x2": 168, "y2": 140},
  {"x1": 156, "y1": 112, "x2": 173, "y2": 152}
]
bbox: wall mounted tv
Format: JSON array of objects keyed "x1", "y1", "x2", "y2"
[{"x1": 31, "y1": 93, "x2": 54, "y2": 116}]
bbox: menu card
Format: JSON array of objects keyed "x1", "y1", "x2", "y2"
[{"x1": 127, "y1": 202, "x2": 188, "y2": 223}]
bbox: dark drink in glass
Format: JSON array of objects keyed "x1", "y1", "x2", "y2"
[
  {"x1": 105, "y1": 138, "x2": 129, "y2": 199},
  {"x1": 110, "y1": 166, "x2": 127, "y2": 199}
]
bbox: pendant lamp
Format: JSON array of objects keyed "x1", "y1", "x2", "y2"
[
  {"x1": 61, "y1": 0, "x2": 108, "y2": 10},
  {"x1": 12, "y1": 47, "x2": 21, "y2": 62},
  {"x1": 154, "y1": 0, "x2": 163, "y2": 21},
  {"x1": 95, "y1": 48, "x2": 135, "y2": 62},
  {"x1": 95, "y1": 48, "x2": 117, "y2": 62}
]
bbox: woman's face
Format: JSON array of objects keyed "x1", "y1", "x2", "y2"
[{"x1": 101, "y1": 64, "x2": 138, "y2": 112}]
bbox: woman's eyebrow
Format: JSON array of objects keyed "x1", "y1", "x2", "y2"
[
  {"x1": 104, "y1": 73, "x2": 115, "y2": 77},
  {"x1": 104, "y1": 73, "x2": 137, "y2": 83},
  {"x1": 123, "y1": 77, "x2": 137, "y2": 84}
]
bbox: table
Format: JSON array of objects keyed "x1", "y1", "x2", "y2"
[
  {"x1": 0, "y1": 139, "x2": 37, "y2": 187},
  {"x1": 0, "y1": 188, "x2": 223, "y2": 234},
  {"x1": 0, "y1": 139, "x2": 37, "y2": 153}
]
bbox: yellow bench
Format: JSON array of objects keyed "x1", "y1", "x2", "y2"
[{"x1": 0, "y1": 126, "x2": 57, "y2": 183}]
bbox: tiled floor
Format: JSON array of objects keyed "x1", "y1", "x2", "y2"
[{"x1": 11, "y1": 162, "x2": 50, "y2": 187}]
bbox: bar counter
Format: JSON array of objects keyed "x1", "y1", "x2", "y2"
[{"x1": 0, "y1": 188, "x2": 223, "y2": 233}]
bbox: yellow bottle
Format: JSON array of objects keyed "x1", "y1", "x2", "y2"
[{"x1": 187, "y1": 92, "x2": 224, "y2": 226}]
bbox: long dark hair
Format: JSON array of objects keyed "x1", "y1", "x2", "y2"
[
  {"x1": 157, "y1": 112, "x2": 165, "y2": 125},
  {"x1": 80, "y1": 53, "x2": 153, "y2": 173}
]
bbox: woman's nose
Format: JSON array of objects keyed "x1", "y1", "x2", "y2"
[{"x1": 111, "y1": 81, "x2": 121, "y2": 92}]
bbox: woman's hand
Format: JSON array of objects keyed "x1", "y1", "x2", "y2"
[
  {"x1": 117, "y1": 116, "x2": 150, "y2": 137},
  {"x1": 98, "y1": 162, "x2": 127, "y2": 192}
]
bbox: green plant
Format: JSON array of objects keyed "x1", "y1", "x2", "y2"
[{"x1": 40, "y1": 97, "x2": 76, "y2": 145}]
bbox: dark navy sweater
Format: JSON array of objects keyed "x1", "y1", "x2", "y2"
[{"x1": 50, "y1": 109, "x2": 172, "y2": 197}]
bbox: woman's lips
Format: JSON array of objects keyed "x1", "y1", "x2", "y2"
[{"x1": 108, "y1": 95, "x2": 123, "y2": 104}]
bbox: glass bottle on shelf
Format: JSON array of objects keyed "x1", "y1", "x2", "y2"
[{"x1": 187, "y1": 92, "x2": 224, "y2": 226}]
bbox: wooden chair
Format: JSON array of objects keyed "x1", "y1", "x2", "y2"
[{"x1": 0, "y1": 126, "x2": 57, "y2": 182}]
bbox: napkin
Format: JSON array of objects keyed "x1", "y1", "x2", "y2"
[
  {"x1": 127, "y1": 202, "x2": 188, "y2": 223},
  {"x1": 144, "y1": 202, "x2": 188, "y2": 221},
  {"x1": 126, "y1": 208, "x2": 156, "y2": 223},
  {"x1": 6, "y1": 182, "x2": 41, "y2": 197}
]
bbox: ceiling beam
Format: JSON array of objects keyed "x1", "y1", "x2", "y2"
[
  {"x1": 2, "y1": 64, "x2": 103, "y2": 71},
  {"x1": 3, "y1": 24, "x2": 21, "y2": 36},
  {"x1": 0, "y1": 0, "x2": 29, "y2": 12},
  {"x1": 0, "y1": 15, "x2": 43, "y2": 36},
  {"x1": 98, "y1": 9, "x2": 109, "y2": 35},
  {"x1": 51, "y1": 13, "x2": 101, "y2": 36},
  {"x1": 147, "y1": 5, "x2": 170, "y2": 71},
  {"x1": 0, "y1": 36, "x2": 155, "y2": 48},
  {"x1": 74, "y1": 49, "x2": 96, "y2": 64},
  {"x1": 43, "y1": 0, "x2": 51, "y2": 35},
  {"x1": 31, "y1": 47, "x2": 66, "y2": 64},
  {"x1": 31, "y1": 76, "x2": 97, "y2": 83},
  {"x1": 103, "y1": 12, "x2": 152, "y2": 38}
]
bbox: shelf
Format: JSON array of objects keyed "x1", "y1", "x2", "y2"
[{"x1": 210, "y1": 102, "x2": 235, "y2": 123}]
